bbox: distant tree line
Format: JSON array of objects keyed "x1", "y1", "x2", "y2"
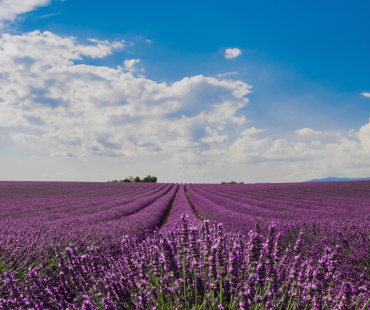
[
  {"x1": 109, "y1": 175, "x2": 157, "y2": 183},
  {"x1": 221, "y1": 181, "x2": 244, "y2": 184}
]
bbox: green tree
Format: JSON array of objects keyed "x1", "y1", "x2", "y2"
[
  {"x1": 110, "y1": 175, "x2": 157, "y2": 182},
  {"x1": 142, "y1": 175, "x2": 157, "y2": 182},
  {"x1": 142, "y1": 175, "x2": 152, "y2": 182}
]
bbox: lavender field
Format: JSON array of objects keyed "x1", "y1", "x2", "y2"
[{"x1": 0, "y1": 181, "x2": 370, "y2": 309}]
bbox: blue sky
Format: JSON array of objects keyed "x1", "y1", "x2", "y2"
[{"x1": 0, "y1": 0, "x2": 369, "y2": 183}]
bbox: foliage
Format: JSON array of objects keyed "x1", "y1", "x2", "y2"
[{"x1": 110, "y1": 175, "x2": 157, "y2": 183}]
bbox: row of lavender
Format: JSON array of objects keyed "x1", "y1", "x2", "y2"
[
  {"x1": 1, "y1": 181, "x2": 370, "y2": 308},
  {"x1": 186, "y1": 182, "x2": 370, "y2": 282},
  {"x1": 0, "y1": 182, "x2": 180, "y2": 279},
  {"x1": 1, "y1": 212, "x2": 369, "y2": 308}
]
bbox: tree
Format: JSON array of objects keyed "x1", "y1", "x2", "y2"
[
  {"x1": 229, "y1": 181, "x2": 237, "y2": 184},
  {"x1": 142, "y1": 175, "x2": 157, "y2": 183},
  {"x1": 142, "y1": 175, "x2": 152, "y2": 182},
  {"x1": 110, "y1": 175, "x2": 157, "y2": 183},
  {"x1": 221, "y1": 182, "x2": 227, "y2": 184}
]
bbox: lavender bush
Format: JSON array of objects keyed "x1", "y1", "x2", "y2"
[
  {"x1": 0, "y1": 181, "x2": 370, "y2": 309},
  {"x1": 0, "y1": 216, "x2": 369, "y2": 309}
]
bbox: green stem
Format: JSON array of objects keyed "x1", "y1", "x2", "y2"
[
  {"x1": 279, "y1": 278, "x2": 291, "y2": 310},
  {"x1": 361, "y1": 297, "x2": 370, "y2": 310},
  {"x1": 211, "y1": 277, "x2": 215, "y2": 308},
  {"x1": 355, "y1": 292, "x2": 363, "y2": 310},
  {"x1": 183, "y1": 254, "x2": 187, "y2": 307},
  {"x1": 195, "y1": 267, "x2": 198, "y2": 309},
  {"x1": 286, "y1": 280, "x2": 296, "y2": 310},
  {"x1": 220, "y1": 275, "x2": 223, "y2": 306},
  {"x1": 204, "y1": 266, "x2": 208, "y2": 310}
]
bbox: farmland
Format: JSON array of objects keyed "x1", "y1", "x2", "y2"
[{"x1": 0, "y1": 181, "x2": 369, "y2": 309}]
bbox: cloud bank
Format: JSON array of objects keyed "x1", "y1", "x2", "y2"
[{"x1": 1, "y1": 30, "x2": 370, "y2": 182}]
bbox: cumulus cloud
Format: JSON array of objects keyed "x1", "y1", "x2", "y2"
[
  {"x1": 295, "y1": 128, "x2": 323, "y2": 135},
  {"x1": 241, "y1": 127, "x2": 265, "y2": 136},
  {"x1": 123, "y1": 59, "x2": 140, "y2": 72},
  {"x1": 361, "y1": 92, "x2": 370, "y2": 98},
  {"x1": 2, "y1": 30, "x2": 370, "y2": 182},
  {"x1": 357, "y1": 118, "x2": 370, "y2": 151},
  {"x1": 225, "y1": 48, "x2": 242, "y2": 59},
  {"x1": 0, "y1": 0, "x2": 51, "y2": 26},
  {"x1": 0, "y1": 30, "x2": 251, "y2": 167}
]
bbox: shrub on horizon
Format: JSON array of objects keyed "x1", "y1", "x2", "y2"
[{"x1": 110, "y1": 175, "x2": 157, "y2": 183}]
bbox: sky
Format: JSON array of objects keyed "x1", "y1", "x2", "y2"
[{"x1": 0, "y1": 0, "x2": 369, "y2": 183}]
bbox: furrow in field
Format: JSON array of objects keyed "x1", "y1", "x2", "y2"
[
  {"x1": 91, "y1": 183, "x2": 179, "y2": 242},
  {"x1": 49, "y1": 183, "x2": 175, "y2": 226},
  {"x1": 0, "y1": 183, "x2": 167, "y2": 221},
  {"x1": 190, "y1": 183, "x2": 276, "y2": 219},
  {"x1": 158, "y1": 186, "x2": 178, "y2": 228},
  {"x1": 0, "y1": 184, "x2": 180, "y2": 264},
  {"x1": 185, "y1": 183, "x2": 257, "y2": 234},
  {"x1": 198, "y1": 184, "x2": 325, "y2": 214},
  {"x1": 197, "y1": 184, "x2": 370, "y2": 219},
  {"x1": 0, "y1": 182, "x2": 161, "y2": 219},
  {"x1": 161, "y1": 184, "x2": 201, "y2": 231}
]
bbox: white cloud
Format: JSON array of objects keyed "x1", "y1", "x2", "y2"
[
  {"x1": 51, "y1": 149, "x2": 78, "y2": 157},
  {"x1": 123, "y1": 59, "x2": 140, "y2": 72},
  {"x1": 217, "y1": 71, "x2": 238, "y2": 77},
  {"x1": 200, "y1": 127, "x2": 228, "y2": 144},
  {"x1": 0, "y1": 0, "x2": 51, "y2": 26},
  {"x1": 0, "y1": 30, "x2": 251, "y2": 167},
  {"x1": 11, "y1": 132, "x2": 40, "y2": 145},
  {"x1": 137, "y1": 36, "x2": 152, "y2": 43},
  {"x1": 225, "y1": 48, "x2": 242, "y2": 59},
  {"x1": 361, "y1": 92, "x2": 370, "y2": 98},
  {"x1": 39, "y1": 12, "x2": 60, "y2": 18},
  {"x1": 241, "y1": 127, "x2": 265, "y2": 136},
  {"x1": 2, "y1": 30, "x2": 370, "y2": 183},
  {"x1": 357, "y1": 118, "x2": 370, "y2": 151},
  {"x1": 295, "y1": 128, "x2": 323, "y2": 135}
]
